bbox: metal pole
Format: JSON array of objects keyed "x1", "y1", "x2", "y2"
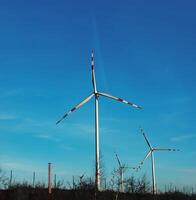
[
  {"x1": 33, "y1": 171, "x2": 35, "y2": 188},
  {"x1": 151, "y1": 152, "x2": 156, "y2": 194},
  {"x1": 104, "y1": 178, "x2": 107, "y2": 190},
  {"x1": 48, "y1": 163, "x2": 52, "y2": 194},
  {"x1": 119, "y1": 168, "x2": 124, "y2": 193},
  {"x1": 72, "y1": 176, "x2": 75, "y2": 189},
  {"x1": 9, "y1": 170, "x2": 12, "y2": 188},
  {"x1": 120, "y1": 168, "x2": 122, "y2": 192},
  {"x1": 54, "y1": 174, "x2": 57, "y2": 189},
  {"x1": 121, "y1": 168, "x2": 124, "y2": 193},
  {"x1": 95, "y1": 94, "x2": 100, "y2": 191}
]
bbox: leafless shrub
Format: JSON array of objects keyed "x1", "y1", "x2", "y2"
[{"x1": 0, "y1": 168, "x2": 9, "y2": 189}]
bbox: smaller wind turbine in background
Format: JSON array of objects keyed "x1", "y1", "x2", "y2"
[
  {"x1": 139, "y1": 128, "x2": 179, "y2": 195},
  {"x1": 79, "y1": 172, "x2": 86, "y2": 186},
  {"x1": 115, "y1": 153, "x2": 138, "y2": 193}
]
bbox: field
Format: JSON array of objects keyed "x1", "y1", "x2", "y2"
[{"x1": 0, "y1": 187, "x2": 195, "y2": 200}]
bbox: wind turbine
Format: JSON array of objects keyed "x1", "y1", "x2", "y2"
[
  {"x1": 115, "y1": 153, "x2": 125, "y2": 193},
  {"x1": 56, "y1": 50, "x2": 142, "y2": 191},
  {"x1": 139, "y1": 128, "x2": 179, "y2": 194},
  {"x1": 115, "y1": 153, "x2": 137, "y2": 193}
]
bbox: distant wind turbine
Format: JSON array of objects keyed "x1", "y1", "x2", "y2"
[
  {"x1": 115, "y1": 153, "x2": 137, "y2": 193},
  {"x1": 139, "y1": 128, "x2": 179, "y2": 194},
  {"x1": 115, "y1": 153, "x2": 125, "y2": 193},
  {"x1": 56, "y1": 50, "x2": 142, "y2": 191}
]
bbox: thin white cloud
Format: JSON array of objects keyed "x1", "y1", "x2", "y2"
[
  {"x1": 1, "y1": 117, "x2": 55, "y2": 135},
  {"x1": 36, "y1": 134, "x2": 52, "y2": 140},
  {"x1": 0, "y1": 114, "x2": 16, "y2": 120},
  {"x1": 1, "y1": 88, "x2": 25, "y2": 97},
  {"x1": 35, "y1": 134, "x2": 60, "y2": 142},
  {"x1": 1, "y1": 88, "x2": 47, "y2": 99},
  {"x1": 170, "y1": 97, "x2": 191, "y2": 105},
  {"x1": 65, "y1": 122, "x2": 118, "y2": 136},
  {"x1": 73, "y1": 123, "x2": 94, "y2": 134},
  {"x1": 100, "y1": 117, "x2": 122, "y2": 123},
  {"x1": 178, "y1": 167, "x2": 196, "y2": 174},
  {"x1": 59, "y1": 144, "x2": 74, "y2": 151},
  {"x1": 2, "y1": 162, "x2": 29, "y2": 171},
  {"x1": 1, "y1": 161, "x2": 45, "y2": 173},
  {"x1": 171, "y1": 134, "x2": 196, "y2": 142}
]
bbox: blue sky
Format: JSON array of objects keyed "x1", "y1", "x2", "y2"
[{"x1": 0, "y1": 0, "x2": 196, "y2": 190}]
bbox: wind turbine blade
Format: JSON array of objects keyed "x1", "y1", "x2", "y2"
[
  {"x1": 140, "y1": 128, "x2": 153, "y2": 150},
  {"x1": 154, "y1": 148, "x2": 180, "y2": 151},
  {"x1": 56, "y1": 93, "x2": 94, "y2": 124},
  {"x1": 115, "y1": 153, "x2": 122, "y2": 167},
  {"x1": 125, "y1": 166, "x2": 137, "y2": 170},
  {"x1": 135, "y1": 166, "x2": 141, "y2": 172},
  {"x1": 91, "y1": 49, "x2": 97, "y2": 93},
  {"x1": 98, "y1": 92, "x2": 142, "y2": 109},
  {"x1": 140, "y1": 150, "x2": 151, "y2": 165}
]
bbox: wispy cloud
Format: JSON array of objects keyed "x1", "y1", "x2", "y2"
[
  {"x1": 35, "y1": 134, "x2": 52, "y2": 140},
  {"x1": 170, "y1": 97, "x2": 191, "y2": 105},
  {"x1": 1, "y1": 161, "x2": 45, "y2": 173},
  {"x1": 100, "y1": 117, "x2": 123, "y2": 123},
  {"x1": 3, "y1": 117, "x2": 54, "y2": 133},
  {"x1": 1, "y1": 88, "x2": 48, "y2": 99},
  {"x1": 0, "y1": 113, "x2": 16, "y2": 120},
  {"x1": 171, "y1": 134, "x2": 196, "y2": 142},
  {"x1": 35, "y1": 134, "x2": 60, "y2": 142},
  {"x1": 178, "y1": 167, "x2": 196, "y2": 174},
  {"x1": 59, "y1": 144, "x2": 74, "y2": 151},
  {"x1": 1, "y1": 88, "x2": 25, "y2": 97},
  {"x1": 73, "y1": 123, "x2": 94, "y2": 135},
  {"x1": 66, "y1": 122, "x2": 118, "y2": 136},
  {"x1": 2, "y1": 162, "x2": 30, "y2": 171}
]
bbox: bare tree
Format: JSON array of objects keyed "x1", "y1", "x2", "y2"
[
  {"x1": 125, "y1": 175, "x2": 137, "y2": 193},
  {"x1": 99, "y1": 152, "x2": 107, "y2": 190},
  {"x1": 136, "y1": 174, "x2": 150, "y2": 193},
  {"x1": 0, "y1": 168, "x2": 8, "y2": 189}
]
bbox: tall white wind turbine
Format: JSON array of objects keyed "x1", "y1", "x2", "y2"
[
  {"x1": 56, "y1": 50, "x2": 142, "y2": 191},
  {"x1": 139, "y1": 128, "x2": 179, "y2": 194}
]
